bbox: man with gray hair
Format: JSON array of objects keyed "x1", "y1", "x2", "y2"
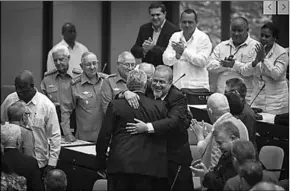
[
  {"x1": 101, "y1": 51, "x2": 137, "y2": 113},
  {"x1": 62, "y1": 52, "x2": 107, "y2": 142},
  {"x1": 136, "y1": 62, "x2": 155, "y2": 95},
  {"x1": 44, "y1": 169, "x2": 67, "y2": 191},
  {"x1": 96, "y1": 69, "x2": 168, "y2": 190},
  {"x1": 6, "y1": 101, "x2": 34, "y2": 157},
  {"x1": 41, "y1": 45, "x2": 82, "y2": 142},
  {"x1": 191, "y1": 93, "x2": 249, "y2": 169},
  {"x1": 2, "y1": 121, "x2": 43, "y2": 191}
]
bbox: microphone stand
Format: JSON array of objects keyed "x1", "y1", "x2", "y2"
[
  {"x1": 250, "y1": 83, "x2": 266, "y2": 106},
  {"x1": 173, "y1": 73, "x2": 186, "y2": 85}
]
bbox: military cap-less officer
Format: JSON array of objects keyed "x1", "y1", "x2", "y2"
[
  {"x1": 63, "y1": 52, "x2": 107, "y2": 142},
  {"x1": 41, "y1": 45, "x2": 80, "y2": 142},
  {"x1": 101, "y1": 51, "x2": 136, "y2": 113}
]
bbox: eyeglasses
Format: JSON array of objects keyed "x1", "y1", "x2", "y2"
[
  {"x1": 152, "y1": 79, "x2": 167, "y2": 85},
  {"x1": 118, "y1": 62, "x2": 136, "y2": 68},
  {"x1": 82, "y1": 61, "x2": 99, "y2": 67}
]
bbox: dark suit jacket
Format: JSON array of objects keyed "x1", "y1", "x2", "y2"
[
  {"x1": 3, "y1": 148, "x2": 43, "y2": 191},
  {"x1": 131, "y1": 20, "x2": 180, "y2": 66},
  {"x1": 96, "y1": 93, "x2": 168, "y2": 178},
  {"x1": 148, "y1": 85, "x2": 193, "y2": 165}
]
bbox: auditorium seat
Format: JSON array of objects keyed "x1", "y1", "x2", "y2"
[{"x1": 92, "y1": 179, "x2": 107, "y2": 191}]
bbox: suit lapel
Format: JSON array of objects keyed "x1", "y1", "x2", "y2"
[{"x1": 147, "y1": 24, "x2": 154, "y2": 39}]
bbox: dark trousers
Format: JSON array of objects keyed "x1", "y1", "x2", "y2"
[
  {"x1": 108, "y1": 173, "x2": 167, "y2": 191},
  {"x1": 168, "y1": 160, "x2": 194, "y2": 191}
]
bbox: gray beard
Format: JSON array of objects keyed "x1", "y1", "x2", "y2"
[{"x1": 153, "y1": 90, "x2": 162, "y2": 99}]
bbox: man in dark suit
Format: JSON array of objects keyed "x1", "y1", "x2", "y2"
[
  {"x1": 1, "y1": 121, "x2": 43, "y2": 191},
  {"x1": 96, "y1": 70, "x2": 168, "y2": 191},
  {"x1": 126, "y1": 65, "x2": 193, "y2": 191},
  {"x1": 131, "y1": 2, "x2": 180, "y2": 67}
]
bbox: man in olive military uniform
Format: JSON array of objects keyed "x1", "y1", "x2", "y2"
[
  {"x1": 63, "y1": 52, "x2": 107, "y2": 142},
  {"x1": 41, "y1": 45, "x2": 81, "y2": 142},
  {"x1": 101, "y1": 51, "x2": 136, "y2": 114}
]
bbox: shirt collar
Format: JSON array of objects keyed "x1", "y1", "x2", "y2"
[
  {"x1": 152, "y1": 19, "x2": 166, "y2": 32},
  {"x1": 60, "y1": 39, "x2": 78, "y2": 50},
  {"x1": 227, "y1": 34, "x2": 251, "y2": 48},
  {"x1": 54, "y1": 70, "x2": 73, "y2": 79},
  {"x1": 116, "y1": 73, "x2": 127, "y2": 83},
  {"x1": 214, "y1": 112, "x2": 231, "y2": 126},
  {"x1": 266, "y1": 42, "x2": 276, "y2": 59},
  {"x1": 182, "y1": 28, "x2": 199, "y2": 42},
  {"x1": 80, "y1": 73, "x2": 100, "y2": 85}
]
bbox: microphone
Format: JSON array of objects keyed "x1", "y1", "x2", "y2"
[
  {"x1": 250, "y1": 83, "x2": 266, "y2": 106},
  {"x1": 170, "y1": 165, "x2": 182, "y2": 191},
  {"x1": 173, "y1": 73, "x2": 186, "y2": 85},
  {"x1": 101, "y1": 63, "x2": 107, "y2": 73}
]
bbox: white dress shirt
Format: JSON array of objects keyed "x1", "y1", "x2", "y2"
[
  {"x1": 47, "y1": 39, "x2": 89, "y2": 74},
  {"x1": 163, "y1": 28, "x2": 212, "y2": 90},
  {"x1": 207, "y1": 35, "x2": 259, "y2": 103},
  {"x1": 1, "y1": 91, "x2": 61, "y2": 168}
]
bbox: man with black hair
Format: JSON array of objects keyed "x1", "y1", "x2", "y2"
[
  {"x1": 225, "y1": 78, "x2": 256, "y2": 146},
  {"x1": 47, "y1": 22, "x2": 88, "y2": 73},
  {"x1": 208, "y1": 16, "x2": 259, "y2": 103},
  {"x1": 131, "y1": 2, "x2": 179, "y2": 66},
  {"x1": 163, "y1": 8, "x2": 212, "y2": 91}
]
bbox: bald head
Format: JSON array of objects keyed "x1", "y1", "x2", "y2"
[
  {"x1": 137, "y1": 63, "x2": 155, "y2": 79},
  {"x1": 14, "y1": 70, "x2": 36, "y2": 103},
  {"x1": 15, "y1": 70, "x2": 34, "y2": 86},
  {"x1": 250, "y1": 182, "x2": 285, "y2": 191},
  {"x1": 207, "y1": 93, "x2": 230, "y2": 122}
]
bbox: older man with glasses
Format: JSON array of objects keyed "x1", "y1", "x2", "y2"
[
  {"x1": 62, "y1": 52, "x2": 107, "y2": 142},
  {"x1": 101, "y1": 51, "x2": 137, "y2": 114}
]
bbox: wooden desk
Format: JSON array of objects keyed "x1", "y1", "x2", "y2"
[{"x1": 57, "y1": 139, "x2": 102, "y2": 191}]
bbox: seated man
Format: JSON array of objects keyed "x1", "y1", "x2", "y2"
[
  {"x1": 225, "y1": 78, "x2": 256, "y2": 146},
  {"x1": 224, "y1": 141, "x2": 278, "y2": 191},
  {"x1": 190, "y1": 93, "x2": 249, "y2": 168},
  {"x1": 1, "y1": 122, "x2": 43, "y2": 191},
  {"x1": 44, "y1": 169, "x2": 67, "y2": 191},
  {"x1": 190, "y1": 120, "x2": 240, "y2": 191}
]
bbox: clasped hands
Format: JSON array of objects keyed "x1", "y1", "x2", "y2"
[
  {"x1": 189, "y1": 119, "x2": 206, "y2": 142},
  {"x1": 252, "y1": 43, "x2": 266, "y2": 67},
  {"x1": 190, "y1": 160, "x2": 209, "y2": 177},
  {"x1": 142, "y1": 37, "x2": 154, "y2": 55},
  {"x1": 171, "y1": 40, "x2": 185, "y2": 59}
]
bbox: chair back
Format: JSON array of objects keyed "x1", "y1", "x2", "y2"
[
  {"x1": 92, "y1": 179, "x2": 107, "y2": 191},
  {"x1": 259, "y1": 146, "x2": 284, "y2": 179},
  {"x1": 1, "y1": 85, "x2": 15, "y2": 104}
]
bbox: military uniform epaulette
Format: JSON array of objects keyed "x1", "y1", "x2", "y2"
[
  {"x1": 44, "y1": 68, "x2": 57, "y2": 77},
  {"x1": 71, "y1": 74, "x2": 82, "y2": 85},
  {"x1": 98, "y1": 72, "x2": 109, "y2": 79},
  {"x1": 72, "y1": 68, "x2": 82, "y2": 74},
  {"x1": 107, "y1": 73, "x2": 117, "y2": 78}
]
